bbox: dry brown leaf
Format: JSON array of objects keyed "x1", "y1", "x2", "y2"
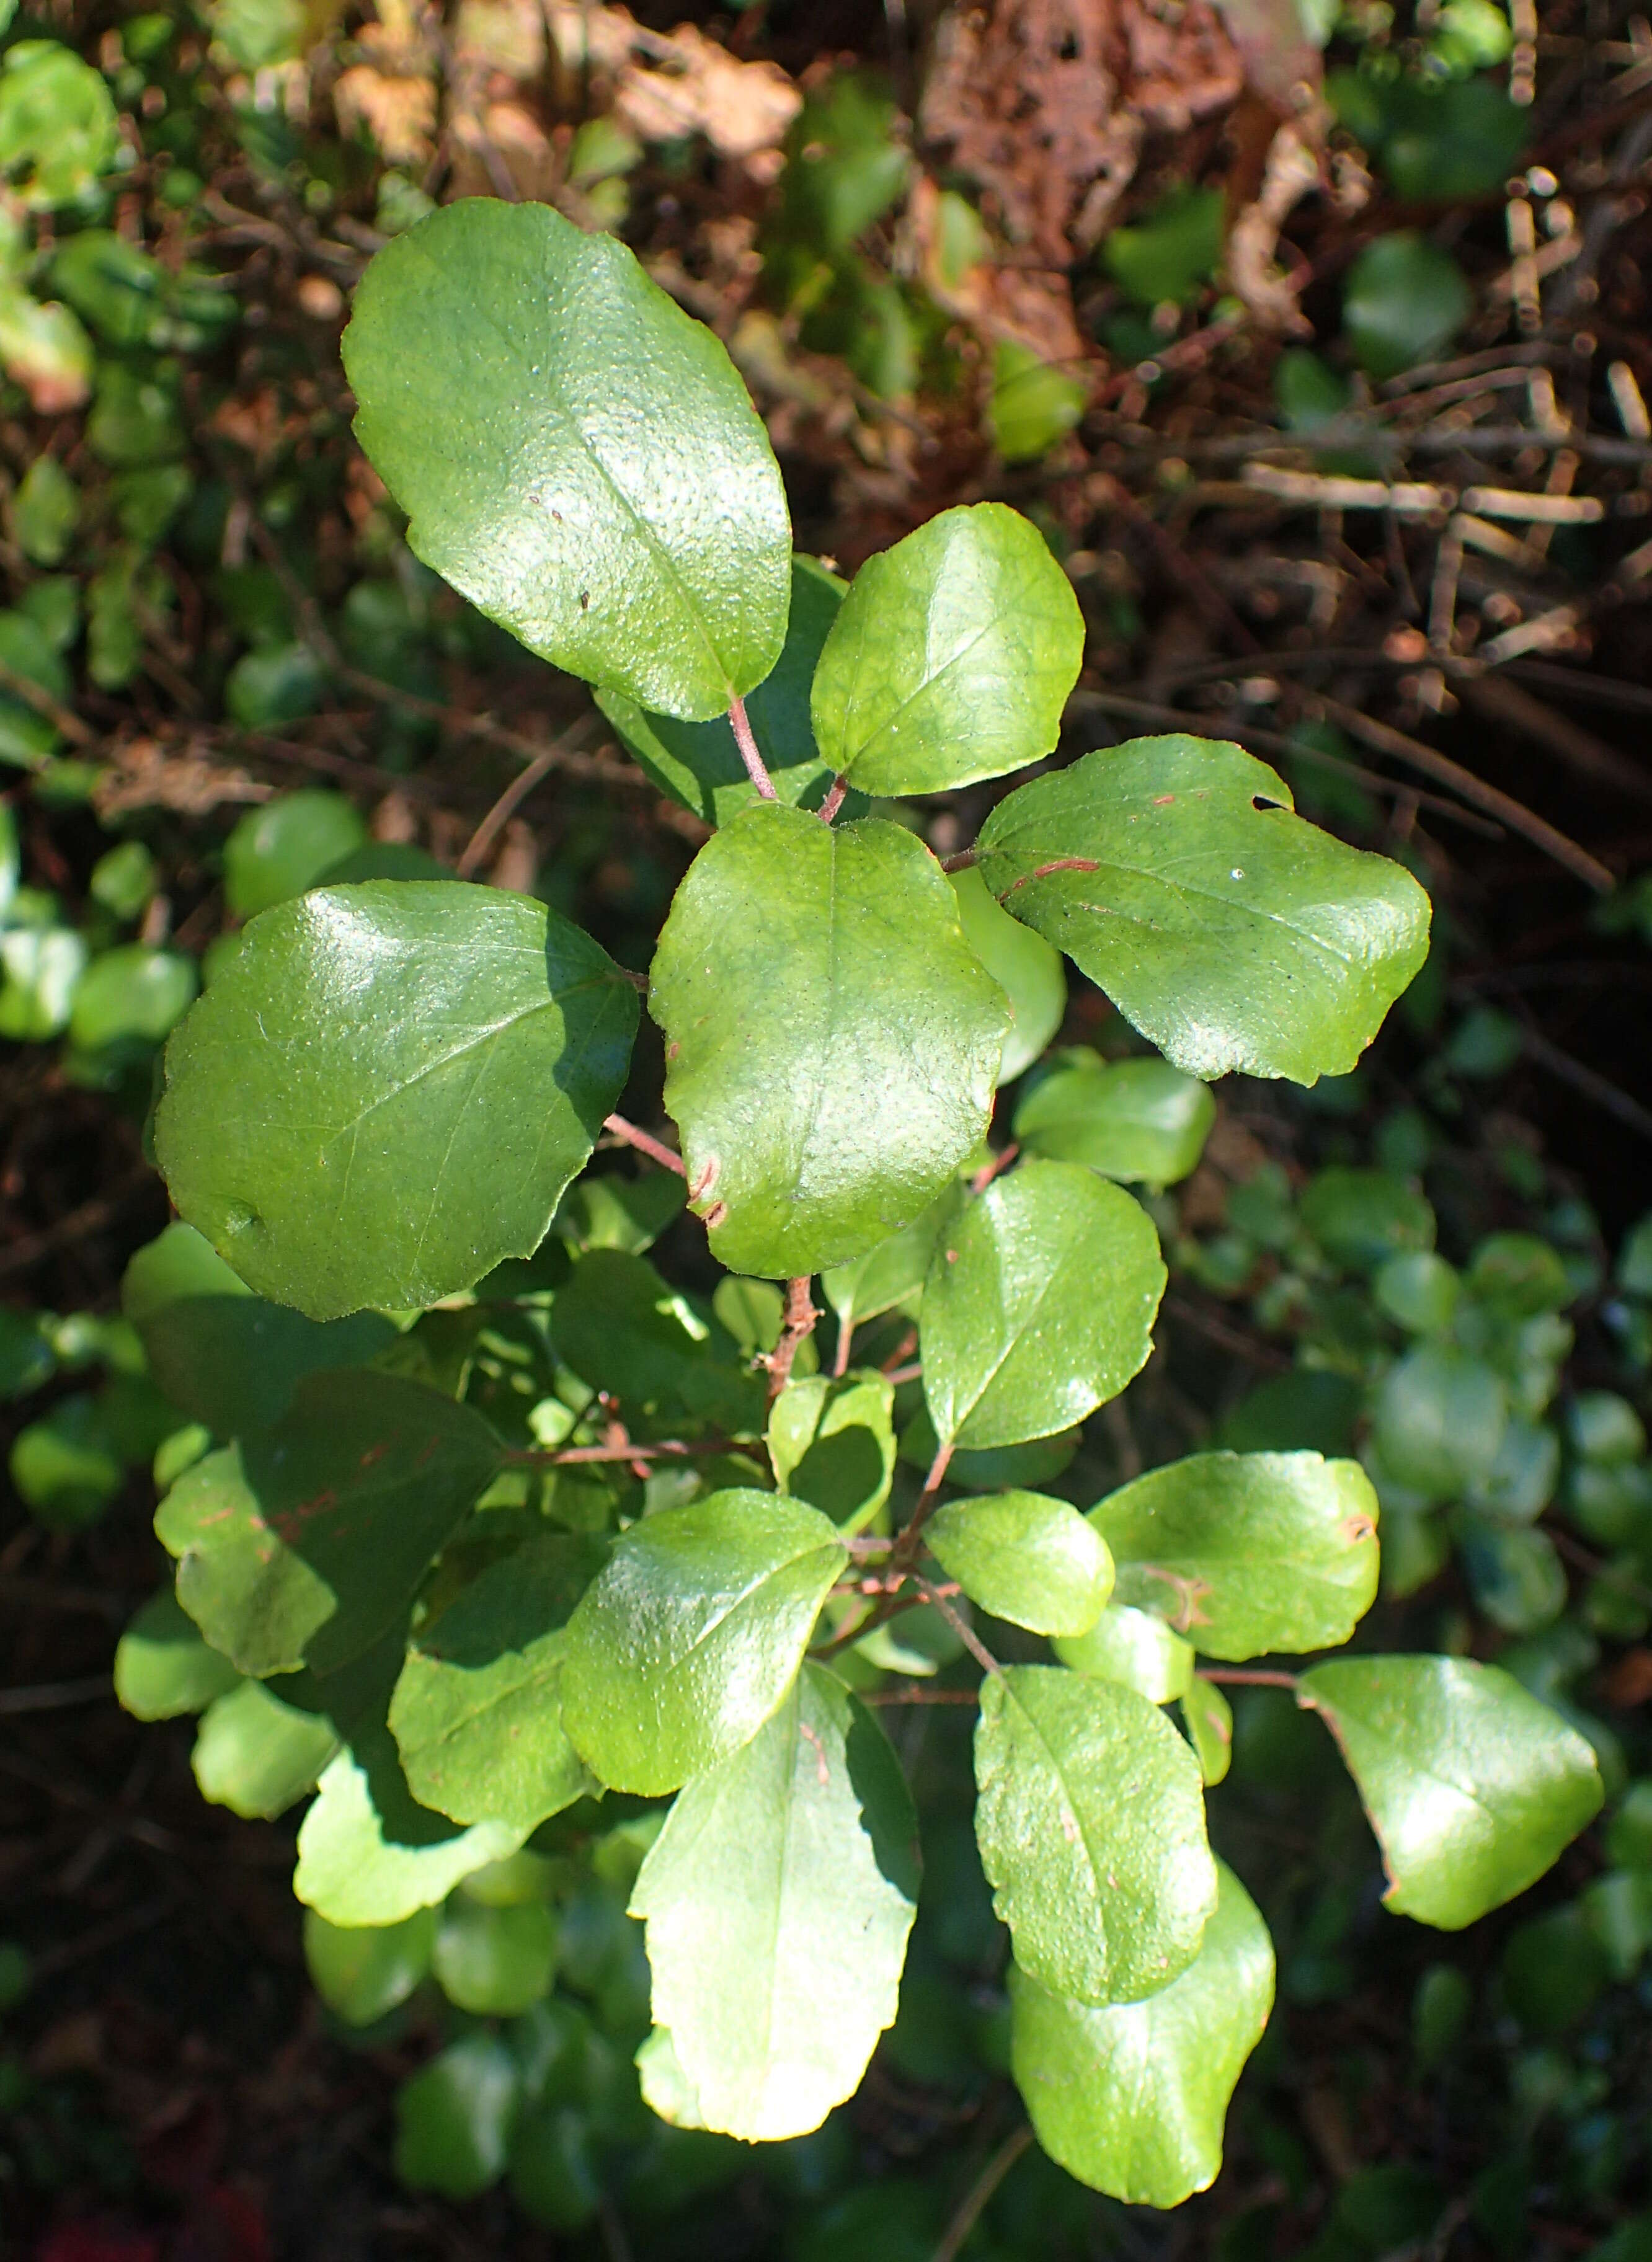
[
  {"x1": 334, "y1": 63, "x2": 436, "y2": 163},
  {"x1": 94, "y1": 739, "x2": 272, "y2": 820},
  {"x1": 544, "y1": 2, "x2": 799, "y2": 159},
  {"x1": 910, "y1": 174, "x2": 1086, "y2": 365},
  {"x1": 453, "y1": 0, "x2": 546, "y2": 78},
  {"x1": 922, "y1": 0, "x2": 1241, "y2": 267}
]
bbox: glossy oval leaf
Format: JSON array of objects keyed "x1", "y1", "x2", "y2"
[
  {"x1": 949, "y1": 864, "x2": 1067, "y2": 1083},
  {"x1": 631, "y1": 1664, "x2": 918, "y2": 2140},
  {"x1": 977, "y1": 736, "x2": 1431, "y2": 1084},
  {"x1": 1013, "y1": 1052, "x2": 1215, "y2": 1189},
  {"x1": 389, "y1": 1537, "x2": 603, "y2": 1832},
  {"x1": 1054, "y1": 1604, "x2": 1194, "y2": 1704},
  {"x1": 598, "y1": 557, "x2": 859, "y2": 826},
  {"x1": 1087, "y1": 1450, "x2": 1381, "y2": 1661},
  {"x1": 192, "y1": 1679, "x2": 339, "y2": 1820},
  {"x1": 155, "y1": 1370, "x2": 501, "y2": 1677},
  {"x1": 810, "y1": 503, "x2": 1083, "y2": 796},
  {"x1": 974, "y1": 1664, "x2": 1217, "y2": 2005},
  {"x1": 766, "y1": 1372, "x2": 896, "y2": 1533},
  {"x1": 344, "y1": 198, "x2": 790, "y2": 720},
  {"x1": 1010, "y1": 1861, "x2": 1274, "y2": 2207},
  {"x1": 156, "y1": 882, "x2": 638, "y2": 1319},
  {"x1": 1298, "y1": 1655, "x2": 1604, "y2": 1929},
  {"x1": 921, "y1": 1161, "x2": 1165, "y2": 1452},
  {"x1": 925, "y1": 1491, "x2": 1114, "y2": 1637},
  {"x1": 559, "y1": 1491, "x2": 848, "y2": 1795},
  {"x1": 652, "y1": 807, "x2": 1008, "y2": 1279}
]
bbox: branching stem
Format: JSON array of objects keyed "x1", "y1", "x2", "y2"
[
  {"x1": 765, "y1": 1276, "x2": 820, "y2": 1400},
  {"x1": 917, "y1": 1578, "x2": 1000, "y2": 1678},
  {"x1": 728, "y1": 694, "x2": 778, "y2": 800}
]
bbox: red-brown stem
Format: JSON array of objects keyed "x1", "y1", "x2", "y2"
[
  {"x1": 1196, "y1": 1666, "x2": 1300, "y2": 1690},
  {"x1": 602, "y1": 1113, "x2": 686, "y2": 1177},
  {"x1": 505, "y1": 1438, "x2": 731, "y2": 1468},
  {"x1": 728, "y1": 694, "x2": 778, "y2": 800},
  {"x1": 940, "y1": 847, "x2": 979, "y2": 874},
  {"x1": 917, "y1": 1578, "x2": 1000, "y2": 1678},
  {"x1": 817, "y1": 774, "x2": 848, "y2": 824},
  {"x1": 765, "y1": 1275, "x2": 819, "y2": 1402},
  {"x1": 970, "y1": 1142, "x2": 1018, "y2": 1196},
  {"x1": 832, "y1": 1316, "x2": 854, "y2": 1376},
  {"x1": 863, "y1": 1687, "x2": 980, "y2": 1706}
]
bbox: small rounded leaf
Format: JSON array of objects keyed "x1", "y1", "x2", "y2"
[
  {"x1": 559, "y1": 1491, "x2": 847, "y2": 1795},
  {"x1": 1298, "y1": 1655, "x2": 1604, "y2": 1930},
  {"x1": 921, "y1": 1161, "x2": 1165, "y2": 1452},
  {"x1": 810, "y1": 503, "x2": 1084, "y2": 796},
  {"x1": 1054, "y1": 1605, "x2": 1194, "y2": 1704},
  {"x1": 1013, "y1": 1053, "x2": 1215, "y2": 1189},
  {"x1": 1010, "y1": 1862, "x2": 1274, "y2": 2207},
  {"x1": 1087, "y1": 1450, "x2": 1381, "y2": 1662},
  {"x1": 394, "y1": 2033, "x2": 520, "y2": 2200},
  {"x1": 304, "y1": 1907, "x2": 437, "y2": 2026},
  {"x1": 949, "y1": 863, "x2": 1066, "y2": 1084},
  {"x1": 432, "y1": 1899, "x2": 557, "y2": 2018},
  {"x1": 925, "y1": 1491, "x2": 1113, "y2": 1637}
]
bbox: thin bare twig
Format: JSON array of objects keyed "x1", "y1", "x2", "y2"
[
  {"x1": 1197, "y1": 1665, "x2": 1300, "y2": 1689},
  {"x1": 916, "y1": 1579, "x2": 1001, "y2": 1679},
  {"x1": 931, "y1": 2126, "x2": 1036, "y2": 2262}
]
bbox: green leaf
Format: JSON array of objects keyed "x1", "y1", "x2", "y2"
[
  {"x1": 0, "y1": 42, "x2": 118, "y2": 209},
  {"x1": 809, "y1": 505, "x2": 1083, "y2": 796},
  {"x1": 561, "y1": 1491, "x2": 846, "y2": 1794},
  {"x1": 13, "y1": 453, "x2": 78, "y2": 565},
  {"x1": 68, "y1": 945, "x2": 197, "y2": 1064},
  {"x1": 304, "y1": 1907, "x2": 437, "y2": 2026},
  {"x1": 394, "y1": 2033, "x2": 520, "y2": 2199},
  {"x1": 388, "y1": 1537, "x2": 602, "y2": 1832},
  {"x1": 598, "y1": 557, "x2": 862, "y2": 827},
  {"x1": 767, "y1": 1372, "x2": 895, "y2": 1532},
  {"x1": 192, "y1": 1678, "x2": 339, "y2": 1819},
  {"x1": 1087, "y1": 1450, "x2": 1381, "y2": 1661},
  {"x1": 0, "y1": 925, "x2": 85, "y2": 1040},
  {"x1": 921, "y1": 1161, "x2": 1165, "y2": 1451},
  {"x1": 155, "y1": 882, "x2": 638, "y2": 1318},
  {"x1": 123, "y1": 1223, "x2": 397, "y2": 1437},
  {"x1": 1297, "y1": 1656, "x2": 1604, "y2": 1928},
  {"x1": 555, "y1": 1169, "x2": 686, "y2": 1256},
  {"x1": 652, "y1": 807, "x2": 1009, "y2": 1277},
  {"x1": 1372, "y1": 1346, "x2": 1508, "y2": 1502},
  {"x1": 1301, "y1": 1166, "x2": 1436, "y2": 1272},
  {"x1": 974, "y1": 1665, "x2": 1217, "y2": 2005},
  {"x1": 1013, "y1": 1052, "x2": 1215, "y2": 1189},
  {"x1": 925, "y1": 1492, "x2": 1113, "y2": 1637},
  {"x1": 9, "y1": 1393, "x2": 122, "y2": 1528},
  {"x1": 822, "y1": 1181, "x2": 964, "y2": 1336},
  {"x1": 630, "y1": 1664, "x2": 918, "y2": 2140},
  {"x1": 1183, "y1": 1678, "x2": 1233, "y2": 1786},
  {"x1": 949, "y1": 864, "x2": 1066, "y2": 1083},
  {"x1": 1457, "y1": 1517, "x2": 1567, "y2": 1636},
  {"x1": 977, "y1": 736, "x2": 1431, "y2": 1084},
  {"x1": 433, "y1": 1898, "x2": 558, "y2": 2016},
  {"x1": 1343, "y1": 233, "x2": 1471, "y2": 382},
  {"x1": 296, "y1": 1723, "x2": 528, "y2": 1927},
  {"x1": 987, "y1": 340, "x2": 1088, "y2": 464},
  {"x1": 548, "y1": 1248, "x2": 765, "y2": 1434},
  {"x1": 344, "y1": 198, "x2": 790, "y2": 721},
  {"x1": 224, "y1": 791, "x2": 369, "y2": 918},
  {"x1": 1054, "y1": 1604, "x2": 1194, "y2": 1703},
  {"x1": 155, "y1": 1370, "x2": 501, "y2": 1677},
  {"x1": 1010, "y1": 1861, "x2": 1274, "y2": 2206},
  {"x1": 113, "y1": 1589, "x2": 242, "y2": 1721},
  {"x1": 1101, "y1": 185, "x2": 1225, "y2": 307}
]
